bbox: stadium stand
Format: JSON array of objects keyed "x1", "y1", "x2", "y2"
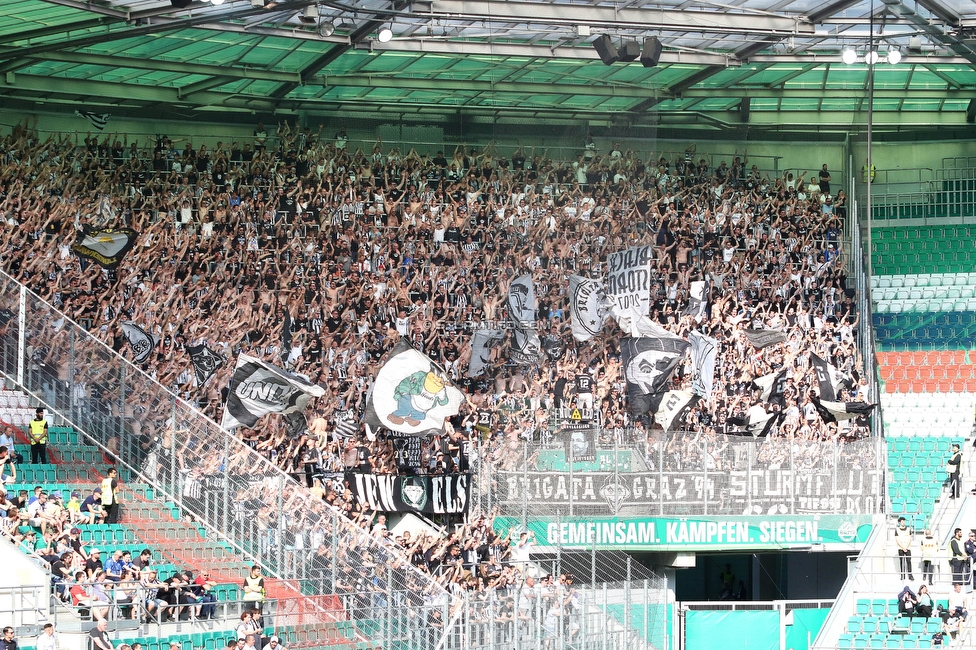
[{"x1": 0, "y1": 117, "x2": 953, "y2": 650}]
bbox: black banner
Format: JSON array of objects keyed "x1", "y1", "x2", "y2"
[{"x1": 349, "y1": 472, "x2": 471, "y2": 514}]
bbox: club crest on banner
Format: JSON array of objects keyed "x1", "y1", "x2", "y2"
[{"x1": 400, "y1": 476, "x2": 429, "y2": 511}]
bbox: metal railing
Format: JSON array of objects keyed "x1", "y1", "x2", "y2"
[
  {"x1": 472, "y1": 434, "x2": 885, "y2": 521},
  {"x1": 0, "y1": 268, "x2": 453, "y2": 648},
  {"x1": 0, "y1": 268, "x2": 670, "y2": 650}
]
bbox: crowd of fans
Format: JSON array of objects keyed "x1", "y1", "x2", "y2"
[
  {"x1": 0, "y1": 117, "x2": 868, "y2": 475},
  {"x1": 0, "y1": 117, "x2": 873, "y2": 614}
]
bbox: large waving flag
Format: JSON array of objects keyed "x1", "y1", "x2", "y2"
[
  {"x1": 753, "y1": 368, "x2": 788, "y2": 406},
  {"x1": 75, "y1": 110, "x2": 110, "y2": 131},
  {"x1": 568, "y1": 275, "x2": 610, "y2": 341},
  {"x1": 683, "y1": 280, "x2": 708, "y2": 322},
  {"x1": 507, "y1": 273, "x2": 536, "y2": 326},
  {"x1": 365, "y1": 339, "x2": 464, "y2": 436},
  {"x1": 810, "y1": 353, "x2": 853, "y2": 401},
  {"x1": 120, "y1": 322, "x2": 158, "y2": 364},
  {"x1": 221, "y1": 354, "x2": 325, "y2": 430},
  {"x1": 72, "y1": 227, "x2": 138, "y2": 269},
  {"x1": 689, "y1": 330, "x2": 717, "y2": 400},
  {"x1": 620, "y1": 326, "x2": 690, "y2": 415},
  {"x1": 468, "y1": 328, "x2": 502, "y2": 377},
  {"x1": 187, "y1": 343, "x2": 225, "y2": 386},
  {"x1": 811, "y1": 397, "x2": 875, "y2": 424},
  {"x1": 744, "y1": 327, "x2": 787, "y2": 349},
  {"x1": 607, "y1": 245, "x2": 654, "y2": 336}
]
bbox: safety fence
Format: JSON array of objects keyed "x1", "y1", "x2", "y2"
[
  {"x1": 471, "y1": 433, "x2": 885, "y2": 521},
  {"x1": 0, "y1": 268, "x2": 669, "y2": 650}
]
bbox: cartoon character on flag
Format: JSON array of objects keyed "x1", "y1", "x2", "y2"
[{"x1": 388, "y1": 370, "x2": 452, "y2": 427}]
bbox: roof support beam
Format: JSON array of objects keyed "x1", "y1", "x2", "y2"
[
  {"x1": 20, "y1": 50, "x2": 298, "y2": 84},
  {"x1": 881, "y1": 0, "x2": 976, "y2": 67},
  {"x1": 914, "y1": 0, "x2": 961, "y2": 27},
  {"x1": 311, "y1": 74, "x2": 676, "y2": 97},
  {"x1": 423, "y1": 0, "x2": 815, "y2": 35},
  {"x1": 366, "y1": 39, "x2": 732, "y2": 65},
  {"x1": 680, "y1": 87, "x2": 966, "y2": 99},
  {"x1": 0, "y1": 17, "x2": 110, "y2": 47},
  {"x1": 270, "y1": 0, "x2": 411, "y2": 99},
  {"x1": 0, "y1": 0, "x2": 319, "y2": 62},
  {"x1": 627, "y1": 65, "x2": 724, "y2": 114}
]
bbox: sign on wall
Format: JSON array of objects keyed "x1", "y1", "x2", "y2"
[{"x1": 493, "y1": 514, "x2": 875, "y2": 551}]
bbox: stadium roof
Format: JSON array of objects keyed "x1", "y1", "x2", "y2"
[{"x1": 2, "y1": 0, "x2": 976, "y2": 132}]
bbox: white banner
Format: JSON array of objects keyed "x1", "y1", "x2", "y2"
[
  {"x1": 568, "y1": 274, "x2": 609, "y2": 341},
  {"x1": 607, "y1": 245, "x2": 653, "y2": 336}
]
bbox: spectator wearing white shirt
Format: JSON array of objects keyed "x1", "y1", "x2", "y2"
[{"x1": 36, "y1": 624, "x2": 58, "y2": 650}]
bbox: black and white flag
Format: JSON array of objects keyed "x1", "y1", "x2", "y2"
[
  {"x1": 620, "y1": 328, "x2": 690, "y2": 415},
  {"x1": 75, "y1": 110, "x2": 110, "y2": 131},
  {"x1": 507, "y1": 273, "x2": 536, "y2": 326},
  {"x1": 753, "y1": 368, "x2": 789, "y2": 406},
  {"x1": 509, "y1": 327, "x2": 543, "y2": 365},
  {"x1": 221, "y1": 353, "x2": 326, "y2": 430},
  {"x1": 683, "y1": 280, "x2": 708, "y2": 322},
  {"x1": 809, "y1": 353, "x2": 853, "y2": 402},
  {"x1": 811, "y1": 397, "x2": 875, "y2": 424},
  {"x1": 689, "y1": 330, "x2": 718, "y2": 400},
  {"x1": 541, "y1": 334, "x2": 565, "y2": 361},
  {"x1": 744, "y1": 327, "x2": 788, "y2": 349},
  {"x1": 507, "y1": 273, "x2": 542, "y2": 364},
  {"x1": 607, "y1": 245, "x2": 654, "y2": 336},
  {"x1": 568, "y1": 275, "x2": 610, "y2": 341},
  {"x1": 653, "y1": 390, "x2": 701, "y2": 432},
  {"x1": 333, "y1": 411, "x2": 358, "y2": 439},
  {"x1": 72, "y1": 227, "x2": 138, "y2": 269},
  {"x1": 121, "y1": 322, "x2": 158, "y2": 364},
  {"x1": 468, "y1": 328, "x2": 502, "y2": 377},
  {"x1": 365, "y1": 339, "x2": 464, "y2": 436},
  {"x1": 729, "y1": 406, "x2": 782, "y2": 437},
  {"x1": 187, "y1": 343, "x2": 225, "y2": 386}
]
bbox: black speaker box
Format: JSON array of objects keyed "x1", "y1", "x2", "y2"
[
  {"x1": 618, "y1": 40, "x2": 641, "y2": 62},
  {"x1": 641, "y1": 37, "x2": 663, "y2": 67},
  {"x1": 594, "y1": 35, "x2": 619, "y2": 65}
]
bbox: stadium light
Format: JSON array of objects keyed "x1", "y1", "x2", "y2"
[
  {"x1": 842, "y1": 48, "x2": 857, "y2": 65},
  {"x1": 887, "y1": 49, "x2": 902, "y2": 64},
  {"x1": 318, "y1": 21, "x2": 335, "y2": 37},
  {"x1": 377, "y1": 26, "x2": 393, "y2": 42},
  {"x1": 865, "y1": 50, "x2": 880, "y2": 65}
]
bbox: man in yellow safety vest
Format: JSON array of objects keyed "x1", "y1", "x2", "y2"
[{"x1": 28, "y1": 407, "x2": 49, "y2": 464}]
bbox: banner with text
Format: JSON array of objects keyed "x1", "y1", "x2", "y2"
[
  {"x1": 348, "y1": 472, "x2": 471, "y2": 514},
  {"x1": 495, "y1": 465, "x2": 883, "y2": 516},
  {"x1": 607, "y1": 245, "x2": 653, "y2": 336},
  {"x1": 493, "y1": 514, "x2": 875, "y2": 551}
]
